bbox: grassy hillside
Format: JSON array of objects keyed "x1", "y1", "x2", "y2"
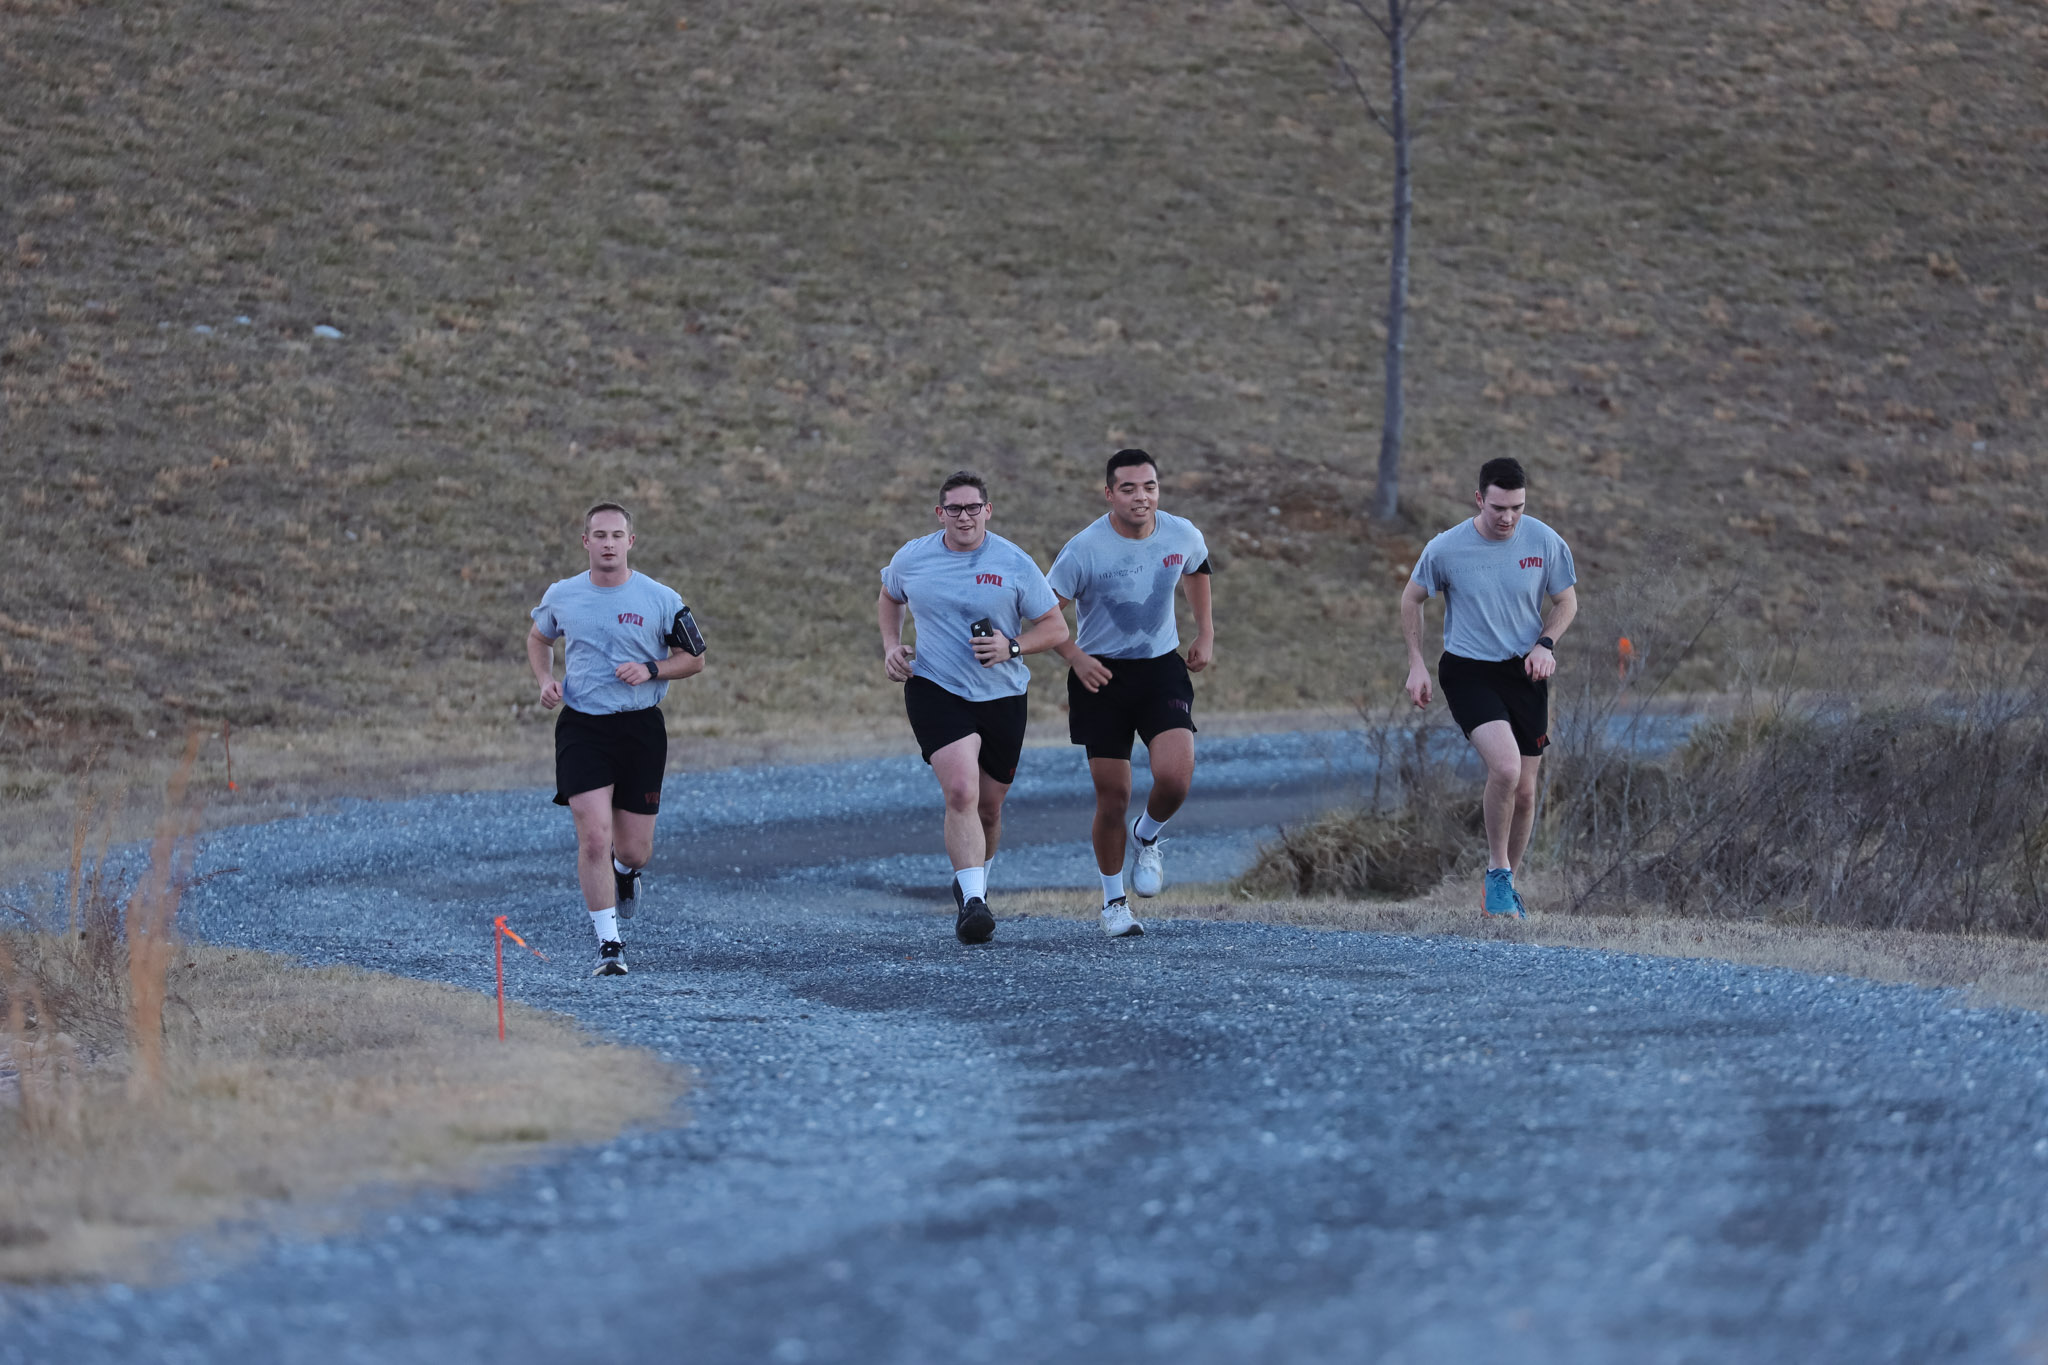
[{"x1": 4, "y1": 0, "x2": 2044, "y2": 793}]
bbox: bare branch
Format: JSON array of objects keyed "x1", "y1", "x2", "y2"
[
  {"x1": 1342, "y1": 0, "x2": 1395, "y2": 42},
  {"x1": 1404, "y1": 0, "x2": 1455, "y2": 43},
  {"x1": 1276, "y1": 0, "x2": 1392, "y2": 134}
]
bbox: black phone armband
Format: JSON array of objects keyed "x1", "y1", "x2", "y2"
[{"x1": 664, "y1": 605, "x2": 707, "y2": 656}]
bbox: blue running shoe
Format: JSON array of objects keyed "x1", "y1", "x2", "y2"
[
  {"x1": 1511, "y1": 884, "x2": 1529, "y2": 916},
  {"x1": 1483, "y1": 868, "x2": 1523, "y2": 918}
]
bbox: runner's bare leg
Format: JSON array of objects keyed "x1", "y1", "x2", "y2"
[
  {"x1": 1507, "y1": 754, "x2": 1542, "y2": 872},
  {"x1": 977, "y1": 765, "x2": 1009, "y2": 861},
  {"x1": 612, "y1": 809, "x2": 657, "y2": 873},
  {"x1": 1087, "y1": 758, "x2": 1133, "y2": 874},
  {"x1": 1142, "y1": 729, "x2": 1195, "y2": 823},
  {"x1": 931, "y1": 735, "x2": 990, "y2": 871},
  {"x1": 1469, "y1": 721, "x2": 1524, "y2": 869},
  {"x1": 567, "y1": 788, "x2": 621, "y2": 912}
]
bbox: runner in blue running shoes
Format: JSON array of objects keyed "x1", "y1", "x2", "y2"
[{"x1": 1400, "y1": 459, "x2": 1579, "y2": 918}]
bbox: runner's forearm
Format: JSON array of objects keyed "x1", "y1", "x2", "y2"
[
  {"x1": 526, "y1": 628, "x2": 558, "y2": 686},
  {"x1": 1539, "y1": 587, "x2": 1578, "y2": 644},
  {"x1": 1014, "y1": 609, "x2": 1069, "y2": 656},
  {"x1": 877, "y1": 591, "x2": 907, "y2": 653},
  {"x1": 1183, "y1": 573, "x2": 1214, "y2": 642},
  {"x1": 1399, "y1": 584, "x2": 1429, "y2": 668}
]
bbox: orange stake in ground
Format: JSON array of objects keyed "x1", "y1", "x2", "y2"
[
  {"x1": 1617, "y1": 636, "x2": 1635, "y2": 684},
  {"x1": 492, "y1": 916, "x2": 548, "y2": 1040}
]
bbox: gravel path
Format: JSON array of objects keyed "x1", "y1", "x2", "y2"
[{"x1": 6, "y1": 731, "x2": 2048, "y2": 1363}]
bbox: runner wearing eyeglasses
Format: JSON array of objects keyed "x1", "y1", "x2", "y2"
[{"x1": 878, "y1": 471, "x2": 1069, "y2": 944}]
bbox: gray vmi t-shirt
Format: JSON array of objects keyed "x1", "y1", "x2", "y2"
[
  {"x1": 1047, "y1": 511, "x2": 1211, "y2": 660},
  {"x1": 531, "y1": 571, "x2": 686, "y2": 715},
  {"x1": 1409, "y1": 515, "x2": 1577, "y2": 662},
  {"x1": 879, "y1": 531, "x2": 1059, "y2": 702}
]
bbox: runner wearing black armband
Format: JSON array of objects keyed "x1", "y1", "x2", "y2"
[
  {"x1": 878, "y1": 472, "x2": 1069, "y2": 945},
  {"x1": 527, "y1": 503, "x2": 706, "y2": 975},
  {"x1": 1048, "y1": 449, "x2": 1215, "y2": 938},
  {"x1": 1400, "y1": 458, "x2": 1578, "y2": 918}
]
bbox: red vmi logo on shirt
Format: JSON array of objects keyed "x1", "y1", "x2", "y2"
[
  {"x1": 617, "y1": 612, "x2": 645, "y2": 625},
  {"x1": 1162, "y1": 553, "x2": 1185, "y2": 569},
  {"x1": 976, "y1": 573, "x2": 1005, "y2": 586},
  {"x1": 1519, "y1": 557, "x2": 1544, "y2": 570}
]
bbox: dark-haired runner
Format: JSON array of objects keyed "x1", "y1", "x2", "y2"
[
  {"x1": 1048, "y1": 449, "x2": 1214, "y2": 938},
  {"x1": 1400, "y1": 458, "x2": 1577, "y2": 918},
  {"x1": 527, "y1": 502, "x2": 705, "y2": 975},
  {"x1": 878, "y1": 472, "x2": 1068, "y2": 945}
]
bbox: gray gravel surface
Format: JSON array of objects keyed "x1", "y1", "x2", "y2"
[{"x1": 6, "y1": 731, "x2": 2048, "y2": 1363}]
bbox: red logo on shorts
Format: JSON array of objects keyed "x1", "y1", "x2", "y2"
[
  {"x1": 1163, "y1": 553, "x2": 1185, "y2": 569},
  {"x1": 644, "y1": 791, "x2": 662, "y2": 808},
  {"x1": 1519, "y1": 557, "x2": 1544, "y2": 570},
  {"x1": 976, "y1": 573, "x2": 1004, "y2": 586}
]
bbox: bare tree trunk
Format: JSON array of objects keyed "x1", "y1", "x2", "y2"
[{"x1": 1374, "y1": 0, "x2": 1411, "y2": 521}]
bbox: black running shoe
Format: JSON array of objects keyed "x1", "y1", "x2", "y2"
[
  {"x1": 593, "y1": 939, "x2": 628, "y2": 976},
  {"x1": 955, "y1": 896, "x2": 995, "y2": 945},
  {"x1": 613, "y1": 863, "x2": 640, "y2": 920},
  {"x1": 951, "y1": 875, "x2": 966, "y2": 913}
]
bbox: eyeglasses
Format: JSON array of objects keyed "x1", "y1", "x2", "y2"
[{"x1": 939, "y1": 502, "x2": 988, "y2": 518}]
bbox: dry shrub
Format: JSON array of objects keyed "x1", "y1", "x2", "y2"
[
  {"x1": 1237, "y1": 708, "x2": 1483, "y2": 899},
  {"x1": 1567, "y1": 686, "x2": 2048, "y2": 933},
  {"x1": 1555, "y1": 629, "x2": 2048, "y2": 935},
  {"x1": 1236, "y1": 799, "x2": 1484, "y2": 899},
  {"x1": 0, "y1": 736, "x2": 205, "y2": 1134}
]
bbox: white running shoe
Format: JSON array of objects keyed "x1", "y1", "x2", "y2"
[
  {"x1": 1130, "y1": 819, "x2": 1165, "y2": 898},
  {"x1": 1100, "y1": 896, "x2": 1144, "y2": 938}
]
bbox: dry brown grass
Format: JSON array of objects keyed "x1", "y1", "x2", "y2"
[
  {"x1": 3, "y1": 0, "x2": 2044, "y2": 801},
  {"x1": 1013, "y1": 875, "x2": 2048, "y2": 1016},
  {"x1": 0, "y1": 775, "x2": 684, "y2": 1285},
  {"x1": 0, "y1": 939, "x2": 684, "y2": 1284}
]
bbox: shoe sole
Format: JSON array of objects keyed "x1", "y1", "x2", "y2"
[
  {"x1": 615, "y1": 871, "x2": 638, "y2": 920},
  {"x1": 956, "y1": 910, "x2": 996, "y2": 945},
  {"x1": 593, "y1": 962, "x2": 629, "y2": 976},
  {"x1": 1104, "y1": 923, "x2": 1145, "y2": 938}
]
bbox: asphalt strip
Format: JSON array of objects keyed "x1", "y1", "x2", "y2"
[{"x1": 5, "y1": 730, "x2": 2048, "y2": 1364}]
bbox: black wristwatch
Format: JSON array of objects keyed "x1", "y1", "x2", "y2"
[
  {"x1": 645, "y1": 660, "x2": 662, "y2": 680},
  {"x1": 1007, "y1": 637, "x2": 1021, "y2": 660},
  {"x1": 1535, "y1": 636, "x2": 1556, "y2": 651}
]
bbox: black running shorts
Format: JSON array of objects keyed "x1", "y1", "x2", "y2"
[
  {"x1": 1066, "y1": 650, "x2": 1197, "y2": 762},
  {"x1": 903, "y1": 676, "x2": 1029, "y2": 784},
  {"x1": 1438, "y1": 651, "x2": 1549, "y2": 757},
  {"x1": 553, "y1": 705, "x2": 668, "y2": 812}
]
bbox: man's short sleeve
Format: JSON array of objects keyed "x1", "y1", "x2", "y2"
[
  {"x1": 1046, "y1": 545, "x2": 1082, "y2": 601},
  {"x1": 530, "y1": 585, "x2": 563, "y2": 638},
  {"x1": 1017, "y1": 560, "x2": 1059, "y2": 622},
  {"x1": 1181, "y1": 526, "x2": 1210, "y2": 576},
  {"x1": 1544, "y1": 536, "x2": 1578, "y2": 597},
  {"x1": 878, "y1": 552, "x2": 908, "y2": 604},
  {"x1": 1409, "y1": 538, "x2": 1445, "y2": 597}
]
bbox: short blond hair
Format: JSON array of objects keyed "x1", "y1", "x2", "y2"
[{"x1": 584, "y1": 501, "x2": 633, "y2": 531}]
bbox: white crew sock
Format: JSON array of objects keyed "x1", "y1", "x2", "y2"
[
  {"x1": 983, "y1": 853, "x2": 995, "y2": 891},
  {"x1": 613, "y1": 856, "x2": 635, "y2": 876},
  {"x1": 589, "y1": 906, "x2": 619, "y2": 944},
  {"x1": 956, "y1": 866, "x2": 987, "y2": 902},
  {"x1": 1100, "y1": 871, "x2": 1125, "y2": 905},
  {"x1": 1134, "y1": 812, "x2": 1168, "y2": 843}
]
